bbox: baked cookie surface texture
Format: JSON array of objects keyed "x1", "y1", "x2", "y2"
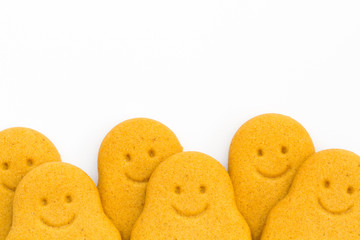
[
  {"x1": 131, "y1": 151, "x2": 251, "y2": 240},
  {"x1": 6, "y1": 162, "x2": 121, "y2": 240},
  {"x1": 0, "y1": 127, "x2": 61, "y2": 240},
  {"x1": 261, "y1": 149, "x2": 360, "y2": 240},
  {"x1": 228, "y1": 113, "x2": 314, "y2": 240},
  {"x1": 98, "y1": 118, "x2": 183, "y2": 240}
]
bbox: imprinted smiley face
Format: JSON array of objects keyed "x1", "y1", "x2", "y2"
[
  {"x1": 24, "y1": 174, "x2": 88, "y2": 231},
  {"x1": 38, "y1": 193, "x2": 77, "y2": 228},
  {"x1": 317, "y1": 171, "x2": 360, "y2": 216},
  {"x1": 0, "y1": 128, "x2": 61, "y2": 194},
  {"x1": 1, "y1": 157, "x2": 37, "y2": 192},
  {"x1": 123, "y1": 147, "x2": 161, "y2": 184},
  {"x1": 255, "y1": 145, "x2": 291, "y2": 179},
  {"x1": 171, "y1": 183, "x2": 209, "y2": 218}
]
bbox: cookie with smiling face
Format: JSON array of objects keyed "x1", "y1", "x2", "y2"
[
  {"x1": 0, "y1": 127, "x2": 61, "y2": 240},
  {"x1": 131, "y1": 151, "x2": 251, "y2": 240},
  {"x1": 98, "y1": 118, "x2": 183, "y2": 240},
  {"x1": 6, "y1": 162, "x2": 121, "y2": 240},
  {"x1": 229, "y1": 113, "x2": 314, "y2": 240},
  {"x1": 261, "y1": 149, "x2": 360, "y2": 239}
]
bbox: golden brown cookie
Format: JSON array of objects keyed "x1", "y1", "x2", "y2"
[
  {"x1": 6, "y1": 162, "x2": 121, "y2": 240},
  {"x1": 0, "y1": 127, "x2": 61, "y2": 240},
  {"x1": 98, "y1": 118, "x2": 183, "y2": 240},
  {"x1": 229, "y1": 113, "x2": 314, "y2": 240},
  {"x1": 131, "y1": 151, "x2": 251, "y2": 240},
  {"x1": 261, "y1": 149, "x2": 360, "y2": 240}
]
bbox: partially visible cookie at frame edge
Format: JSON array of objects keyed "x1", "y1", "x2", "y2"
[
  {"x1": 0, "y1": 127, "x2": 61, "y2": 240},
  {"x1": 131, "y1": 151, "x2": 251, "y2": 240},
  {"x1": 98, "y1": 118, "x2": 183, "y2": 240},
  {"x1": 228, "y1": 113, "x2": 314, "y2": 240},
  {"x1": 6, "y1": 162, "x2": 121, "y2": 240},
  {"x1": 261, "y1": 149, "x2": 360, "y2": 240}
]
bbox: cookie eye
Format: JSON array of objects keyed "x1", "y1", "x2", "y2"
[
  {"x1": 65, "y1": 195, "x2": 72, "y2": 203},
  {"x1": 257, "y1": 149, "x2": 263, "y2": 156},
  {"x1": 347, "y1": 186, "x2": 354, "y2": 195},
  {"x1": 41, "y1": 198, "x2": 48, "y2": 206},
  {"x1": 148, "y1": 149, "x2": 155, "y2": 158},
  {"x1": 200, "y1": 185, "x2": 206, "y2": 194},
  {"x1": 281, "y1": 146, "x2": 288, "y2": 154},
  {"x1": 27, "y1": 158, "x2": 33, "y2": 167},
  {"x1": 125, "y1": 154, "x2": 131, "y2": 162},
  {"x1": 175, "y1": 186, "x2": 181, "y2": 194},
  {"x1": 324, "y1": 180, "x2": 330, "y2": 188},
  {"x1": 2, "y1": 162, "x2": 9, "y2": 170}
]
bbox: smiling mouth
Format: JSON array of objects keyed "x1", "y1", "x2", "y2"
[
  {"x1": 172, "y1": 204, "x2": 209, "y2": 218},
  {"x1": 318, "y1": 198, "x2": 353, "y2": 215},
  {"x1": 125, "y1": 172, "x2": 150, "y2": 183},
  {"x1": 256, "y1": 165, "x2": 290, "y2": 179},
  {"x1": 2, "y1": 183, "x2": 16, "y2": 192},
  {"x1": 41, "y1": 214, "x2": 76, "y2": 228}
]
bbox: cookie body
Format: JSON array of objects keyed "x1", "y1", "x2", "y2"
[
  {"x1": 6, "y1": 162, "x2": 121, "y2": 240},
  {"x1": 229, "y1": 114, "x2": 314, "y2": 240},
  {"x1": 98, "y1": 118, "x2": 183, "y2": 240},
  {"x1": 131, "y1": 151, "x2": 251, "y2": 240},
  {"x1": 0, "y1": 127, "x2": 61, "y2": 240},
  {"x1": 261, "y1": 149, "x2": 360, "y2": 240}
]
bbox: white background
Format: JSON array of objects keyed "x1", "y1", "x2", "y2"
[{"x1": 0, "y1": 0, "x2": 359, "y2": 183}]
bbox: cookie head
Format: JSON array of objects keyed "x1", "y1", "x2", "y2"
[
  {"x1": 292, "y1": 149, "x2": 360, "y2": 216},
  {"x1": 99, "y1": 118, "x2": 183, "y2": 184},
  {"x1": 146, "y1": 152, "x2": 236, "y2": 217},
  {"x1": 230, "y1": 114, "x2": 314, "y2": 180},
  {"x1": 13, "y1": 163, "x2": 99, "y2": 229},
  {"x1": 0, "y1": 127, "x2": 61, "y2": 193}
]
